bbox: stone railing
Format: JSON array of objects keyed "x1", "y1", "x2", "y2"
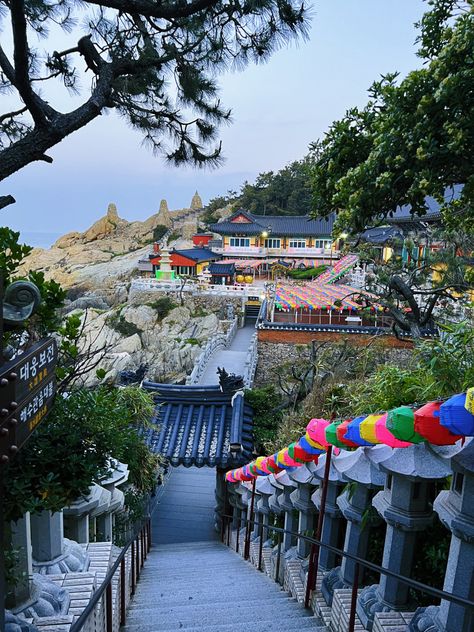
[
  {"x1": 185, "y1": 318, "x2": 238, "y2": 385},
  {"x1": 242, "y1": 332, "x2": 258, "y2": 388},
  {"x1": 224, "y1": 440, "x2": 474, "y2": 632},
  {"x1": 131, "y1": 278, "x2": 257, "y2": 297},
  {"x1": 5, "y1": 460, "x2": 152, "y2": 632}
]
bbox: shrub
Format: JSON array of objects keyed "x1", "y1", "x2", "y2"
[
  {"x1": 149, "y1": 297, "x2": 177, "y2": 320},
  {"x1": 152, "y1": 224, "x2": 169, "y2": 242},
  {"x1": 245, "y1": 386, "x2": 283, "y2": 452},
  {"x1": 288, "y1": 264, "x2": 328, "y2": 280},
  {"x1": 184, "y1": 338, "x2": 201, "y2": 346},
  {"x1": 107, "y1": 312, "x2": 141, "y2": 337},
  {"x1": 3, "y1": 386, "x2": 160, "y2": 522}
]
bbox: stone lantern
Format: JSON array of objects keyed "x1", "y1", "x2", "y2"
[
  {"x1": 357, "y1": 443, "x2": 452, "y2": 631},
  {"x1": 409, "y1": 440, "x2": 474, "y2": 632}
]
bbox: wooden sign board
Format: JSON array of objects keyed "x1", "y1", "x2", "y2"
[
  {"x1": 0, "y1": 338, "x2": 57, "y2": 406},
  {"x1": 0, "y1": 338, "x2": 58, "y2": 462}
]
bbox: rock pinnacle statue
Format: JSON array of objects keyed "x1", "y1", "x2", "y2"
[{"x1": 190, "y1": 191, "x2": 203, "y2": 210}]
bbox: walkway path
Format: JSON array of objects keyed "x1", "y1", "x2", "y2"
[
  {"x1": 197, "y1": 324, "x2": 255, "y2": 386},
  {"x1": 123, "y1": 541, "x2": 326, "y2": 632},
  {"x1": 153, "y1": 466, "x2": 216, "y2": 545}
]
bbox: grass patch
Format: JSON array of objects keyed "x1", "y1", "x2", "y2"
[
  {"x1": 107, "y1": 312, "x2": 141, "y2": 337},
  {"x1": 148, "y1": 297, "x2": 177, "y2": 320}
]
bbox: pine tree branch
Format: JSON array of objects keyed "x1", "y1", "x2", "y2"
[
  {"x1": 85, "y1": 0, "x2": 220, "y2": 20},
  {"x1": 0, "y1": 195, "x2": 16, "y2": 210},
  {"x1": 10, "y1": 0, "x2": 50, "y2": 126}
]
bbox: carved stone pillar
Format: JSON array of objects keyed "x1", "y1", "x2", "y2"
[
  {"x1": 409, "y1": 442, "x2": 474, "y2": 632},
  {"x1": 357, "y1": 444, "x2": 451, "y2": 631},
  {"x1": 63, "y1": 485, "x2": 101, "y2": 544},
  {"x1": 311, "y1": 454, "x2": 345, "y2": 573},
  {"x1": 289, "y1": 464, "x2": 317, "y2": 560},
  {"x1": 31, "y1": 510, "x2": 90, "y2": 575},
  {"x1": 320, "y1": 446, "x2": 387, "y2": 606},
  {"x1": 274, "y1": 471, "x2": 298, "y2": 553}
]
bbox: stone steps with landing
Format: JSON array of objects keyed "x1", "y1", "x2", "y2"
[{"x1": 122, "y1": 541, "x2": 326, "y2": 632}]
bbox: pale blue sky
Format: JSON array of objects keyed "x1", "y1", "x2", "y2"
[{"x1": 3, "y1": 0, "x2": 428, "y2": 239}]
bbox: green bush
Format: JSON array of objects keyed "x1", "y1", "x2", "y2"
[
  {"x1": 149, "y1": 297, "x2": 177, "y2": 319},
  {"x1": 288, "y1": 264, "x2": 328, "y2": 280},
  {"x1": 152, "y1": 224, "x2": 169, "y2": 242},
  {"x1": 107, "y1": 311, "x2": 141, "y2": 337},
  {"x1": 3, "y1": 386, "x2": 160, "y2": 522},
  {"x1": 245, "y1": 386, "x2": 283, "y2": 452},
  {"x1": 184, "y1": 338, "x2": 201, "y2": 346}
]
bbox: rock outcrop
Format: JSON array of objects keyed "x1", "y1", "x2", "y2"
[
  {"x1": 19, "y1": 197, "x2": 205, "y2": 292},
  {"x1": 76, "y1": 300, "x2": 222, "y2": 386}
]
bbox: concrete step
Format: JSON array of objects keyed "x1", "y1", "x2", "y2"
[
  {"x1": 127, "y1": 593, "x2": 293, "y2": 609},
  {"x1": 123, "y1": 617, "x2": 326, "y2": 632},
  {"x1": 126, "y1": 602, "x2": 312, "y2": 625}
]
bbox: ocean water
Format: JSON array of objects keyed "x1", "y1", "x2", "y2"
[{"x1": 19, "y1": 231, "x2": 62, "y2": 249}]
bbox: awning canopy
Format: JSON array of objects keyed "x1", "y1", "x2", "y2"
[
  {"x1": 220, "y1": 258, "x2": 266, "y2": 269},
  {"x1": 142, "y1": 382, "x2": 254, "y2": 468},
  {"x1": 275, "y1": 282, "x2": 382, "y2": 312}
]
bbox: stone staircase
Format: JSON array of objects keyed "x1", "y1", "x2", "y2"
[{"x1": 122, "y1": 541, "x2": 327, "y2": 632}]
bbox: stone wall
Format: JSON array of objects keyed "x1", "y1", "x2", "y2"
[
  {"x1": 254, "y1": 339, "x2": 414, "y2": 388},
  {"x1": 128, "y1": 289, "x2": 245, "y2": 316},
  {"x1": 257, "y1": 328, "x2": 414, "y2": 348}
]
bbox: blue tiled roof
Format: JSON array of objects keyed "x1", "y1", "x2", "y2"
[
  {"x1": 210, "y1": 210, "x2": 335, "y2": 237},
  {"x1": 208, "y1": 263, "x2": 236, "y2": 275},
  {"x1": 142, "y1": 382, "x2": 253, "y2": 468},
  {"x1": 172, "y1": 247, "x2": 222, "y2": 262}
]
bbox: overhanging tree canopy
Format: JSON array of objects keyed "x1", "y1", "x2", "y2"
[
  {"x1": 309, "y1": 0, "x2": 473, "y2": 234},
  {"x1": 0, "y1": 0, "x2": 309, "y2": 209}
]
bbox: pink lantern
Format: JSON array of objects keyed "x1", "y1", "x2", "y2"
[
  {"x1": 306, "y1": 418, "x2": 330, "y2": 447},
  {"x1": 375, "y1": 413, "x2": 412, "y2": 448}
]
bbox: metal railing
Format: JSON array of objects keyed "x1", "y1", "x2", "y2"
[
  {"x1": 70, "y1": 517, "x2": 151, "y2": 632},
  {"x1": 185, "y1": 318, "x2": 238, "y2": 385},
  {"x1": 220, "y1": 505, "x2": 474, "y2": 632}
]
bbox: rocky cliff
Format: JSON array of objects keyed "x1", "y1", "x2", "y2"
[{"x1": 19, "y1": 195, "x2": 204, "y2": 294}]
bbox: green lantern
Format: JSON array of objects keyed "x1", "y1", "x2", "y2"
[
  {"x1": 325, "y1": 421, "x2": 348, "y2": 448},
  {"x1": 386, "y1": 406, "x2": 424, "y2": 443}
]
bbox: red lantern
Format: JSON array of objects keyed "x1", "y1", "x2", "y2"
[
  {"x1": 414, "y1": 401, "x2": 461, "y2": 445},
  {"x1": 336, "y1": 419, "x2": 359, "y2": 447}
]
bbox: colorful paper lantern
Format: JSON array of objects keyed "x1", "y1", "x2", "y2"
[
  {"x1": 254, "y1": 456, "x2": 271, "y2": 475},
  {"x1": 288, "y1": 442, "x2": 314, "y2": 463},
  {"x1": 297, "y1": 434, "x2": 324, "y2": 455},
  {"x1": 276, "y1": 448, "x2": 300, "y2": 469},
  {"x1": 375, "y1": 413, "x2": 411, "y2": 448},
  {"x1": 306, "y1": 418, "x2": 330, "y2": 447},
  {"x1": 360, "y1": 414, "x2": 383, "y2": 444},
  {"x1": 465, "y1": 387, "x2": 474, "y2": 414},
  {"x1": 264, "y1": 454, "x2": 281, "y2": 474},
  {"x1": 325, "y1": 421, "x2": 348, "y2": 448},
  {"x1": 336, "y1": 419, "x2": 359, "y2": 448},
  {"x1": 344, "y1": 415, "x2": 373, "y2": 446},
  {"x1": 414, "y1": 401, "x2": 461, "y2": 445},
  {"x1": 386, "y1": 406, "x2": 424, "y2": 443},
  {"x1": 440, "y1": 393, "x2": 474, "y2": 436}
]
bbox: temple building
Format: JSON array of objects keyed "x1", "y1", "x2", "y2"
[
  {"x1": 209, "y1": 210, "x2": 339, "y2": 264},
  {"x1": 138, "y1": 246, "x2": 221, "y2": 277}
]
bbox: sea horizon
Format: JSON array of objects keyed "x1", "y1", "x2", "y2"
[{"x1": 19, "y1": 231, "x2": 62, "y2": 249}]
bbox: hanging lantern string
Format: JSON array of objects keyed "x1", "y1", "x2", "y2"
[{"x1": 225, "y1": 389, "x2": 474, "y2": 483}]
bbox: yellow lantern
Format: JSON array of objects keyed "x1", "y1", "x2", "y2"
[
  {"x1": 245, "y1": 275, "x2": 253, "y2": 283},
  {"x1": 236, "y1": 275, "x2": 245, "y2": 283}
]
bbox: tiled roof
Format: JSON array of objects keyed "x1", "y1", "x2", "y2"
[
  {"x1": 142, "y1": 383, "x2": 253, "y2": 468},
  {"x1": 208, "y1": 263, "x2": 236, "y2": 275},
  {"x1": 209, "y1": 210, "x2": 335, "y2": 237},
  {"x1": 172, "y1": 247, "x2": 222, "y2": 262},
  {"x1": 360, "y1": 226, "x2": 405, "y2": 244}
]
